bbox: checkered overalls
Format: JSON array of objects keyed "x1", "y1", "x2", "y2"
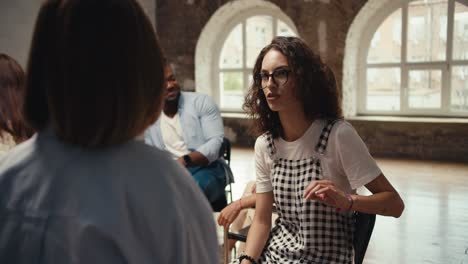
[{"x1": 259, "y1": 120, "x2": 354, "y2": 263}]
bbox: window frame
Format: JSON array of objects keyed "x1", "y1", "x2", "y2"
[
  {"x1": 213, "y1": 9, "x2": 298, "y2": 112},
  {"x1": 358, "y1": 0, "x2": 468, "y2": 117}
]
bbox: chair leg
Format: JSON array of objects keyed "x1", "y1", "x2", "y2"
[{"x1": 223, "y1": 227, "x2": 229, "y2": 264}]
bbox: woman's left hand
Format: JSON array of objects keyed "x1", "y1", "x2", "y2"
[
  {"x1": 217, "y1": 200, "x2": 242, "y2": 228},
  {"x1": 303, "y1": 180, "x2": 351, "y2": 210}
]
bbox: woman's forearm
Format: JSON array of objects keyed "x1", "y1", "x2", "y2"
[
  {"x1": 351, "y1": 191, "x2": 404, "y2": 217},
  {"x1": 239, "y1": 194, "x2": 256, "y2": 209},
  {"x1": 241, "y1": 191, "x2": 273, "y2": 263},
  {"x1": 242, "y1": 219, "x2": 271, "y2": 263},
  {"x1": 352, "y1": 174, "x2": 405, "y2": 218}
]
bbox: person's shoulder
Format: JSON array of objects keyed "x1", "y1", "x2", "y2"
[
  {"x1": 183, "y1": 91, "x2": 215, "y2": 104},
  {"x1": 182, "y1": 91, "x2": 208, "y2": 100},
  {"x1": 0, "y1": 135, "x2": 36, "y2": 171},
  {"x1": 254, "y1": 133, "x2": 270, "y2": 152},
  {"x1": 127, "y1": 142, "x2": 213, "y2": 215},
  {"x1": 117, "y1": 141, "x2": 210, "y2": 204},
  {"x1": 324, "y1": 120, "x2": 365, "y2": 150},
  {"x1": 332, "y1": 120, "x2": 358, "y2": 138},
  {"x1": 120, "y1": 141, "x2": 179, "y2": 171}
]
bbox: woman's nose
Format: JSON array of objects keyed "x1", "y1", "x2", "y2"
[{"x1": 265, "y1": 76, "x2": 276, "y2": 88}]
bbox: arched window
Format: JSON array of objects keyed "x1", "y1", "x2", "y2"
[
  {"x1": 360, "y1": 0, "x2": 468, "y2": 117},
  {"x1": 216, "y1": 14, "x2": 297, "y2": 110},
  {"x1": 195, "y1": 0, "x2": 298, "y2": 112}
]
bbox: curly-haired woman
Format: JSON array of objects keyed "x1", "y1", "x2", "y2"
[{"x1": 238, "y1": 36, "x2": 404, "y2": 264}]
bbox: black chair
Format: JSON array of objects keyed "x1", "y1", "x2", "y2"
[
  {"x1": 221, "y1": 137, "x2": 233, "y2": 203},
  {"x1": 211, "y1": 137, "x2": 234, "y2": 212},
  {"x1": 353, "y1": 212, "x2": 376, "y2": 264},
  {"x1": 226, "y1": 211, "x2": 376, "y2": 264}
]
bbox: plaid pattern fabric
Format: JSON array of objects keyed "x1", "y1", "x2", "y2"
[
  {"x1": 315, "y1": 119, "x2": 341, "y2": 154},
  {"x1": 259, "y1": 120, "x2": 354, "y2": 264}
]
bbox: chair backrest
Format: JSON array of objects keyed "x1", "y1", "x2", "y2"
[
  {"x1": 353, "y1": 212, "x2": 376, "y2": 264},
  {"x1": 220, "y1": 137, "x2": 231, "y2": 165},
  {"x1": 219, "y1": 137, "x2": 234, "y2": 204}
]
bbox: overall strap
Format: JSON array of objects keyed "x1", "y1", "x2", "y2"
[
  {"x1": 315, "y1": 119, "x2": 341, "y2": 154},
  {"x1": 264, "y1": 132, "x2": 277, "y2": 160}
]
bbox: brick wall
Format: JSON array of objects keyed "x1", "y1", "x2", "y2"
[
  {"x1": 2, "y1": 0, "x2": 466, "y2": 162},
  {"x1": 157, "y1": 0, "x2": 468, "y2": 162},
  {"x1": 155, "y1": 0, "x2": 367, "y2": 92},
  {"x1": 222, "y1": 115, "x2": 468, "y2": 162},
  {"x1": 349, "y1": 119, "x2": 468, "y2": 162}
]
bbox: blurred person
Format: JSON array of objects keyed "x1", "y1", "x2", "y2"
[
  {"x1": 0, "y1": 53, "x2": 34, "y2": 157},
  {"x1": 0, "y1": 0, "x2": 218, "y2": 263},
  {"x1": 218, "y1": 181, "x2": 266, "y2": 255},
  {"x1": 145, "y1": 61, "x2": 229, "y2": 210}
]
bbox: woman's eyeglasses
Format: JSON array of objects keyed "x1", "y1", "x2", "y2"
[{"x1": 257, "y1": 68, "x2": 291, "y2": 89}]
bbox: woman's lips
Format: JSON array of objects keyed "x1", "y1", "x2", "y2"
[{"x1": 266, "y1": 93, "x2": 279, "y2": 101}]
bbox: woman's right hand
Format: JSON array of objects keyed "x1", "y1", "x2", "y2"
[{"x1": 217, "y1": 200, "x2": 242, "y2": 228}]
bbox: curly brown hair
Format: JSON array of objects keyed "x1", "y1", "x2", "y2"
[{"x1": 243, "y1": 36, "x2": 342, "y2": 138}]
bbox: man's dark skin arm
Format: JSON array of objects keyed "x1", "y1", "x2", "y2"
[{"x1": 177, "y1": 151, "x2": 209, "y2": 167}]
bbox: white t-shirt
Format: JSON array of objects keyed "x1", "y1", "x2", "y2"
[
  {"x1": 160, "y1": 112, "x2": 190, "y2": 158},
  {"x1": 255, "y1": 120, "x2": 382, "y2": 194}
]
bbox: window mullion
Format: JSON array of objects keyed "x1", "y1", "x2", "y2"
[
  {"x1": 401, "y1": 3, "x2": 409, "y2": 114},
  {"x1": 273, "y1": 17, "x2": 278, "y2": 37},
  {"x1": 242, "y1": 21, "x2": 247, "y2": 96},
  {"x1": 443, "y1": 0, "x2": 455, "y2": 114}
]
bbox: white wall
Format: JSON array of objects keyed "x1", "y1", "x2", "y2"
[{"x1": 0, "y1": 0, "x2": 156, "y2": 68}]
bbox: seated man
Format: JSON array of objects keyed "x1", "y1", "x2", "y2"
[{"x1": 145, "y1": 60, "x2": 227, "y2": 208}]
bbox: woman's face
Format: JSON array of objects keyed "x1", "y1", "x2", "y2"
[{"x1": 260, "y1": 49, "x2": 300, "y2": 113}]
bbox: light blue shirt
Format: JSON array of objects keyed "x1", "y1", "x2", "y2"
[
  {"x1": 0, "y1": 129, "x2": 219, "y2": 264},
  {"x1": 145, "y1": 92, "x2": 224, "y2": 164}
]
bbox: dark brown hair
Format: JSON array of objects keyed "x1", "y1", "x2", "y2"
[
  {"x1": 24, "y1": 0, "x2": 165, "y2": 147},
  {"x1": 0, "y1": 53, "x2": 34, "y2": 143},
  {"x1": 243, "y1": 36, "x2": 342, "y2": 138}
]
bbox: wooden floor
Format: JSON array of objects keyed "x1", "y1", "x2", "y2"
[{"x1": 228, "y1": 147, "x2": 468, "y2": 264}]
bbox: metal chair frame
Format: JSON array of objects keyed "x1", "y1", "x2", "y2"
[{"x1": 221, "y1": 137, "x2": 233, "y2": 203}]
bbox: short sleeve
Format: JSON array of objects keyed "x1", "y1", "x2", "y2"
[
  {"x1": 334, "y1": 122, "x2": 382, "y2": 189},
  {"x1": 254, "y1": 136, "x2": 273, "y2": 193}
]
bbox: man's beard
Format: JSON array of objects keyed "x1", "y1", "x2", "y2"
[{"x1": 165, "y1": 85, "x2": 180, "y2": 102}]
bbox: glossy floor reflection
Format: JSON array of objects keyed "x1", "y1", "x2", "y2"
[{"x1": 228, "y1": 147, "x2": 468, "y2": 264}]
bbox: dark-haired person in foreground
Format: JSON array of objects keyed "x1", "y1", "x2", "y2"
[
  {"x1": 237, "y1": 36, "x2": 404, "y2": 264},
  {"x1": 0, "y1": 0, "x2": 218, "y2": 263}
]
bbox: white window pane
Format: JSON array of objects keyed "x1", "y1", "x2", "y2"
[
  {"x1": 408, "y1": 70, "x2": 442, "y2": 109},
  {"x1": 452, "y1": 2, "x2": 468, "y2": 60},
  {"x1": 277, "y1": 19, "x2": 296, "y2": 37},
  {"x1": 219, "y1": 24, "x2": 243, "y2": 69},
  {"x1": 407, "y1": 0, "x2": 448, "y2": 62},
  {"x1": 451, "y1": 66, "x2": 468, "y2": 112},
  {"x1": 220, "y1": 72, "x2": 244, "y2": 109},
  {"x1": 367, "y1": 9, "x2": 402, "y2": 63},
  {"x1": 366, "y1": 68, "x2": 401, "y2": 111},
  {"x1": 246, "y1": 16, "x2": 273, "y2": 68}
]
